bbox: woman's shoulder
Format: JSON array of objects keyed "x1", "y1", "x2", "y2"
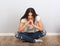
[
  {"x1": 20, "y1": 18, "x2": 27, "y2": 23},
  {"x1": 36, "y1": 15, "x2": 41, "y2": 21}
]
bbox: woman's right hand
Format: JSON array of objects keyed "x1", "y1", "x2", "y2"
[{"x1": 26, "y1": 20, "x2": 31, "y2": 25}]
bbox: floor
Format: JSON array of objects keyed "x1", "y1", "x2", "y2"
[{"x1": 0, "y1": 36, "x2": 60, "y2": 46}]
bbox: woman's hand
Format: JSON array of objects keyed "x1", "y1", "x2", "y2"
[
  {"x1": 27, "y1": 20, "x2": 32, "y2": 24},
  {"x1": 30, "y1": 20, "x2": 34, "y2": 25},
  {"x1": 27, "y1": 19, "x2": 34, "y2": 26}
]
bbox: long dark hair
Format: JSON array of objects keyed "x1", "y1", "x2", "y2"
[{"x1": 20, "y1": 7, "x2": 38, "y2": 22}]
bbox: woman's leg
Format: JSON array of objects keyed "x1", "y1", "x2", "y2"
[
  {"x1": 18, "y1": 32, "x2": 35, "y2": 43},
  {"x1": 32, "y1": 31, "x2": 46, "y2": 39}
]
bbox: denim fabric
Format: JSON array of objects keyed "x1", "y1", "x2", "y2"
[{"x1": 17, "y1": 31, "x2": 45, "y2": 42}]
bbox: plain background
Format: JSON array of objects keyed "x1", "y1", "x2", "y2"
[{"x1": 0, "y1": 0, "x2": 60, "y2": 33}]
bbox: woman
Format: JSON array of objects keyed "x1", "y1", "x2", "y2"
[{"x1": 17, "y1": 8, "x2": 46, "y2": 43}]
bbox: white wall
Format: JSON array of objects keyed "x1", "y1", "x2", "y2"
[{"x1": 0, "y1": 0, "x2": 60, "y2": 33}]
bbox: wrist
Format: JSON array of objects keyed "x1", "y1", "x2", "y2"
[{"x1": 32, "y1": 23, "x2": 35, "y2": 26}]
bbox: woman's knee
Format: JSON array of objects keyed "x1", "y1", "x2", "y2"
[
  {"x1": 38, "y1": 30, "x2": 46, "y2": 37},
  {"x1": 16, "y1": 32, "x2": 24, "y2": 39},
  {"x1": 41, "y1": 30, "x2": 46, "y2": 37}
]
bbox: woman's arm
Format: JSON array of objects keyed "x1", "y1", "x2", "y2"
[
  {"x1": 31, "y1": 20, "x2": 43, "y2": 31},
  {"x1": 18, "y1": 20, "x2": 30, "y2": 32}
]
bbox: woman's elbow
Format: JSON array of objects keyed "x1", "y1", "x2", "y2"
[
  {"x1": 18, "y1": 28, "x2": 22, "y2": 32},
  {"x1": 39, "y1": 27, "x2": 43, "y2": 31}
]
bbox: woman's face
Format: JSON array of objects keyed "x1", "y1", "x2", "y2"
[{"x1": 28, "y1": 12, "x2": 33, "y2": 20}]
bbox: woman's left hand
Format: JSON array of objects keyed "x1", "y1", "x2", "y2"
[{"x1": 30, "y1": 20, "x2": 34, "y2": 25}]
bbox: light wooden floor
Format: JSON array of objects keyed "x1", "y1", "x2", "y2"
[{"x1": 0, "y1": 36, "x2": 60, "y2": 46}]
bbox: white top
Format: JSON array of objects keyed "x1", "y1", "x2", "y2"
[{"x1": 20, "y1": 15, "x2": 41, "y2": 32}]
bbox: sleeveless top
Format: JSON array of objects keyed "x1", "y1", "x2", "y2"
[{"x1": 20, "y1": 15, "x2": 41, "y2": 32}]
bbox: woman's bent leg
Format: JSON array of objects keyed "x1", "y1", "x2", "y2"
[
  {"x1": 32, "y1": 31, "x2": 46, "y2": 39},
  {"x1": 18, "y1": 32, "x2": 35, "y2": 43}
]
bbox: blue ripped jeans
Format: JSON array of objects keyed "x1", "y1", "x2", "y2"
[{"x1": 17, "y1": 31, "x2": 46, "y2": 43}]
